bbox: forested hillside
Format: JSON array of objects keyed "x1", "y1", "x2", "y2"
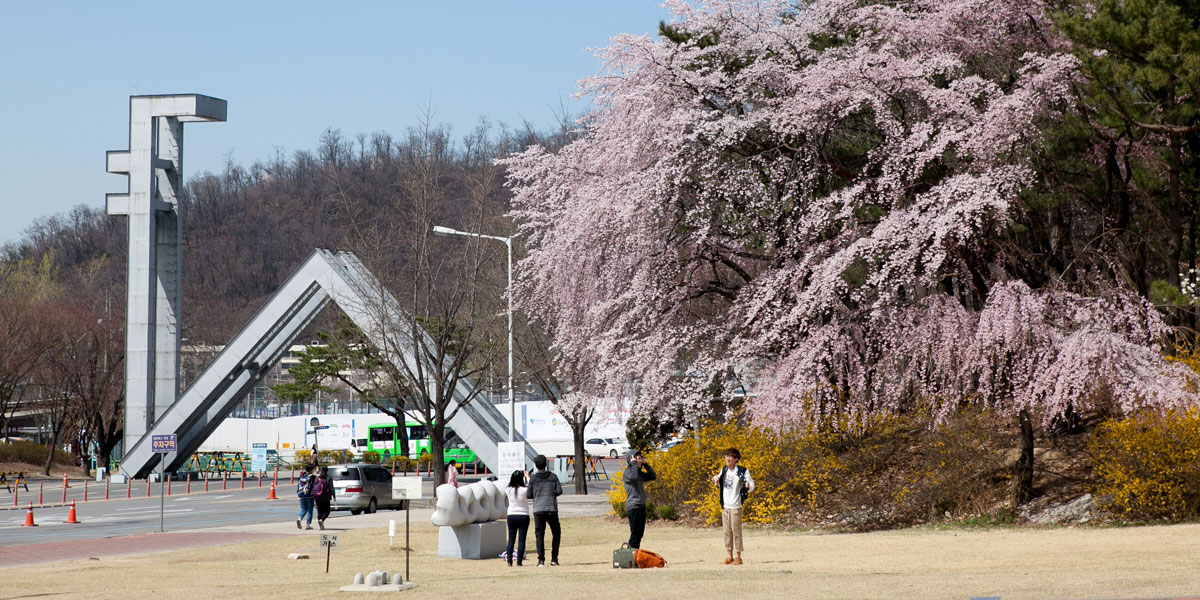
[{"x1": 3, "y1": 123, "x2": 545, "y2": 345}]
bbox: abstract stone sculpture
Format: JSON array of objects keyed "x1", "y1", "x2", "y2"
[{"x1": 430, "y1": 480, "x2": 507, "y2": 526}]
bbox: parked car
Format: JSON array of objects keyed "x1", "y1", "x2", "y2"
[
  {"x1": 584, "y1": 437, "x2": 631, "y2": 459},
  {"x1": 656, "y1": 438, "x2": 684, "y2": 452},
  {"x1": 328, "y1": 463, "x2": 407, "y2": 514}
]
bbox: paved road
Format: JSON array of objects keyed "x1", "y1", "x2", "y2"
[
  {"x1": 0, "y1": 467, "x2": 619, "y2": 549},
  {"x1": 0, "y1": 486, "x2": 309, "y2": 546}
]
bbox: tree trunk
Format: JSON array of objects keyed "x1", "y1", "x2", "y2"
[
  {"x1": 430, "y1": 422, "x2": 445, "y2": 487},
  {"x1": 572, "y1": 424, "x2": 588, "y2": 495},
  {"x1": 392, "y1": 414, "x2": 410, "y2": 459},
  {"x1": 1014, "y1": 408, "x2": 1035, "y2": 505},
  {"x1": 1166, "y1": 133, "x2": 1185, "y2": 325},
  {"x1": 97, "y1": 435, "x2": 119, "y2": 470},
  {"x1": 42, "y1": 423, "x2": 63, "y2": 476}
]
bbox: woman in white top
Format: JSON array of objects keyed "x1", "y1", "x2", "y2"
[{"x1": 504, "y1": 469, "x2": 530, "y2": 566}]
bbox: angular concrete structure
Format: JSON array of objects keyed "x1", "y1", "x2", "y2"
[
  {"x1": 117, "y1": 249, "x2": 537, "y2": 479},
  {"x1": 107, "y1": 95, "x2": 532, "y2": 480},
  {"x1": 106, "y1": 95, "x2": 227, "y2": 461}
]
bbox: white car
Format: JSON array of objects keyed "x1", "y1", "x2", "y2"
[{"x1": 584, "y1": 437, "x2": 631, "y2": 459}]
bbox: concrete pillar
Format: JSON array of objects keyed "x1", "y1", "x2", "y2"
[{"x1": 106, "y1": 94, "x2": 226, "y2": 460}]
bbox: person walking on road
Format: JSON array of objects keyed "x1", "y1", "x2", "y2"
[
  {"x1": 712, "y1": 447, "x2": 754, "y2": 565},
  {"x1": 526, "y1": 454, "x2": 563, "y2": 566},
  {"x1": 314, "y1": 465, "x2": 335, "y2": 530},
  {"x1": 296, "y1": 465, "x2": 315, "y2": 530},
  {"x1": 305, "y1": 444, "x2": 319, "y2": 472},
  {"x1": 623, "y1": 449, "x2": 657, "y2": 549},
  {"x1": 504, "y1": 469, "x2": 530, "y2": 566}
]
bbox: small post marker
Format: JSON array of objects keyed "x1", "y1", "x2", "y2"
[{"x1": 321, "y1": 534, "x2": 339, "y2": 574}]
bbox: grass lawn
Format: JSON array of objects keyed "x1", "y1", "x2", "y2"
[{"x1": 2, "y1": 516, "x2": 1197, "y2": 599}]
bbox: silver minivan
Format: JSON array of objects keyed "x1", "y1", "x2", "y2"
[{"x1": 328, "y1": 463, "x2": 406, "y2": 514}]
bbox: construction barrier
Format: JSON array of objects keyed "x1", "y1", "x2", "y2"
[{"x1": 0, "y1": 472, "x2": 30, "y2": 493}]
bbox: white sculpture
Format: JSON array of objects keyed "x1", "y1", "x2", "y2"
[{"x1": 431, "y1": 480, "x2": 507, "y2": 526}]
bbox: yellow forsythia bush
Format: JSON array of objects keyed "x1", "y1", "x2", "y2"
[
  {"x1": 1091, "y1": 409, "x2": 1200, "y2": 521},
  {"x1": 608, "y1": 419, "x2": 842, "y2": 525}
]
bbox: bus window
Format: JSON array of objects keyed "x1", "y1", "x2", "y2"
[
  {"x1": 407, "y1": 424, "x2": 428, "y2": 441},
  {"x1": 370, "y1": 427, "x2": 395, "y2": 443}
]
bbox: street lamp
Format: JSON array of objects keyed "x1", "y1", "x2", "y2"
[{"x1": 431, "y1": 225, "x2": 515, "y2": 442}]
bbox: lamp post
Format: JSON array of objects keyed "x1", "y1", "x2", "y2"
[{"x1": 431, "y1": 225, "x2": 515, "y2": 442}]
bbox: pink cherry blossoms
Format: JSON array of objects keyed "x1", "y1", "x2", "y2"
[{"x1": 503, "y1": 0, "x2": 1197, "y2": 428}]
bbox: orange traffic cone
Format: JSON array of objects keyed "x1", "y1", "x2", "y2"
[
  {"x1": 21, "y1": 502, "x2": 37, "y2": 527},
  {"x1": 62, "y1": 473, "x2": 70, "y2": 488},
  {"x1": 65, "y1": 499, "x2": 80, "y2": 524},
  {"x1": 267, "y1": 483, "x2": 277, "y2": 500}
]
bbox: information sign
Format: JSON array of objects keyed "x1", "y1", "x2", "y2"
[
  {"x1": 151, "y1": 434, "x2": 177, "y2": 453},
  {"x1": 320, "y1": 534, "x2": 339, "y2": 548},
  {"x1": 392, "y1": 476, "x2": 423, "y2": 500},
  {"x1": 497, "y1": 442, "x2": 526, "y2": 478},
  {"x1": 250, "y1": 443, "x2": 267, "y2": 472}
]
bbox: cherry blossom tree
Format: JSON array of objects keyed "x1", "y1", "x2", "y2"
[{"x1": 504, "y1": 0, "x2": 1198, "y2": 501}]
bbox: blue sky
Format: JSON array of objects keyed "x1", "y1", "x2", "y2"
[{"x1": 0, "y1": 1, "x2": 671, "y2": 246}]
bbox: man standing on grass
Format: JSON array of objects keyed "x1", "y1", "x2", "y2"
[
  {"x1": 712, "y1": 447, "x2": 754, "y2": 565},
  {"x1": 526, "y1": 454, "x2": 563, "y2": 566},
  {"x1": 623, "y1": 449, "x2": 657, "y2": 549}
]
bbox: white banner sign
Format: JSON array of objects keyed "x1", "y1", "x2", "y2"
[
  {"x1": 392, "y1": 476, "x2": 423, "y2": 500},
  {"x1": 497, "y1": 442, "x2": 527, "y2": 478}
]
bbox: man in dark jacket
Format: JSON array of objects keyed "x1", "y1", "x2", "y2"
[
  {"x1": 622, "y1": 449, "x2": 657, "y2": 549},
  {"x1": 526, "y1": 454, "x2": 563, "y2": 566}
]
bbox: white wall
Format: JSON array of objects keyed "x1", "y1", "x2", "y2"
[
  {"x1": 198, "y1": 401, "x2": 629, "y2": 456},
  {"x1": 516, "y1": 400, "x2": 628, "y2": 441},
  {"x1": 198, "y1": 413, "x2": 396, "y2": 455}
]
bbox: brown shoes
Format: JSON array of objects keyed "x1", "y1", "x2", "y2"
[
  {"x1": 723, "y1": 557, "x2": 734, "y2": 565},
  {"x1": 732, "y1": 557, "x2": 743, "y2": 565}
]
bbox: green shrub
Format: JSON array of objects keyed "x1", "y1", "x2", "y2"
[
  {"x1": 645, "y1": 501, "x2": 660, "y2": 521},
  {"x1": 362, "y1": 451, "x2": 381, "y2": 464},
  {"x1": 0, "y1": 440, "x2": 74, "y2": 466},
  {"x1": 658, "y1": 504, "x2": 679, "y2": 520},
  {"x1": 609, "y1": 409, "x2": 1014, "y2": 528},
  {"x1": 611, "y1": 419, "x2": 842, "y2": 526},
  {"x1": 1091, "y1": 409, "x2": 1200, "y2": 521},
  {"x1": 315, "y1": 449, "x2": 347, "y2": 464},
  {"x1": 610, "y1": 488, "x2": 627, "y2": 518}
]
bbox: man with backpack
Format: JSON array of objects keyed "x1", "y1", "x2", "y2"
[
  {"x1": 296, "y1": 465, "x2": 315, "y2": 530},
  {"x1": 711, "y1": 447, "x2": 754, "y2": 565},
  {"x1": 313, "y1": 465, "x2": 335, "y2": 529}
]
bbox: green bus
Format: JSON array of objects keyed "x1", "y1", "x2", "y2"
[{"x1": 366, "y1": 421, "x2": 478, "y2": 464}]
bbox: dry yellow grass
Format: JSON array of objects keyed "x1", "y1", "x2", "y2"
[{"x1": 3, "y1": 517, "x2": 1198, "y2": 600}]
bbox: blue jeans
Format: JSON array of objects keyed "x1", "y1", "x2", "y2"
[
  {"x1": 506, "y1": 514, "x2": 529, "y2": 565},
  {"x1": 298, "y1": 497, "x2": 314, "y2": 524}
]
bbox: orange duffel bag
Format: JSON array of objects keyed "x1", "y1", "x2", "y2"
[{"x1": 634, "y1": 548, "x2": 667, "y2": 568}]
